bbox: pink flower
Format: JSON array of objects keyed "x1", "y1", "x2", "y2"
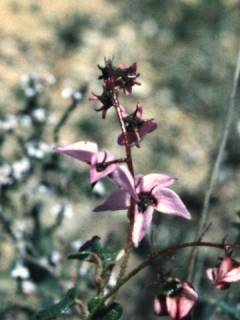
[
  {"x1": 154, "y1": 279, "x2": 198, "y2": 320},
  {"x1": 97, "y1": 60, "x2": 141, "y2": 96},
  {"x1": 115, "y1": 63, "x2": 141, "y2": 95},
  {"x1": 94, "y1": 167, "x2": 191, "y2": 247},
  {"x1": 118, "y1": 104, "x2": 157, "y2": 147},
  {"x1": 206, "y1": 256, "x2": 240, "y2": 289},
  {"x1": 89, "y1": 79, "x2": 115, "y2": 119},
  {"x1": 55, "y1": 141, "x2": 118, "y2": 185}
]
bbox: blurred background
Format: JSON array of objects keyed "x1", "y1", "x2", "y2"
[{"x1": 0, "y1": 0, "x2": 240, "y2": 319}]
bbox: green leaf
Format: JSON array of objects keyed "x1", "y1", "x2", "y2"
[
  {"x1": 90, "y1": 302, "x2": 123, "y2": 320},
  {"x1": 33, "y1": 288, "x2": 77, "y2": 320},
  {"x1": 87, "y1": 297, "x2": 102, "y2": 313}
]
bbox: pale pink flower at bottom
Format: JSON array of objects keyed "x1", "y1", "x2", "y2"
[
  {"x1": 94, "y1": 167, "x2": 191, "y2": 247},
  {"x1": 206, "y1": 256, "x2": 240, "y2": 289},
  {"x1": 154, "y1": 281, "x2": 198, "y2": 320}
]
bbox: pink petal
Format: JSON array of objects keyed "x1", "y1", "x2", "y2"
[
  {"x1": 93, "y1": 190, "x2": 130, "y2": 212},
  {"x1": 218, "y1": 257, "x2": 234, "y2": 279},
  {"x1": 134, "y1": 103, "x2": 143, "y2": 118},
  {"x1": 111, "y1": 166, "x2": 137, "y2": 200},
  {"x1": 117, "y1": 132, "x2": 140, "y2": 146},
  {"x1": 55, "y1": 141, "x2": 98, "y2": 163},
  {"x1": 178, "y1": 283, "x2": 198, "y2": 319},
  {"x1": 139, "y1": 174, "x2": 177, "y2": 193},
  {"x1": 132, "y1": 206, "x2": 154, "y2": 247},
  {"x1": 224, "y1": 266, "x2": 240, "y2": 283},
  {"x1": 139, "y1": 119, "x2": 157, "y2": 137},
  {"x1": 90, "y1": 151, "x2": 117, "y2": 184},
  {"x1": 154, "y1": 188, "x2": 191, "y2": 220},
  {"x1": 153, "y1": 297, "x2": 168, "y2": 316},
  {"x1": 166, "y1": 296, "x2": 178, "y2": 319}
]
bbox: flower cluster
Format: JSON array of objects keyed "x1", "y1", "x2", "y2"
[{"x1": 55, "y1": 59, "x2": 240, "y2": 319}]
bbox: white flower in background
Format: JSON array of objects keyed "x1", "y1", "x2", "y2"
[
  {"x1": 22, "y1": 280, "x2": 36, "y2": 294},
  {"x1": 50, "y1": 202, "x2": 74, "y2": 220},
  {"x1": 37, "y1": 184, "x2": 51, "y2": 195},
  {"x1": 39, "y1": 257, "x2": 49, "y2": 267},
  {"x1": 19, "y1": 114, "x2": 32, "y2": 128},
  {"x1": 21, "y1": 73, "x2": 43, "y2": 98},
  {"x1": 12, "y1": 158, "x2": 31, "y2": 180},
  {"x1": 50, "y1": 251, "x2": 62, "y2": 266},
  {"x1": 32, "y1": 108, "x2": 47, "y2": 122},
  {"x1": 61, "y1": 87, "x2": 73, "y2": 99},
  {"x1": 61, "y1": 87, "x2": 83, "y2": 104},
  {"x1": 71, "y1": 239, "x2": 82, "y2": 250},
  {"x1": 25, "y1": 141, "x2": 51, "y2": 159},
  {"x1": 0, "y1": 163, "x2": 12, "y2": 186},
  {"x1": 0, "y1": 114, "x2": 17, "y2": 131},
  {"x1": 41, "y1": 72, "x2": 56, "y2": 86},
  {"x1": 72, "y1": 91, "x2": 83, "y2": 103},
  {"x1": 11, "y1": 262, "x2": 30, "y2": 280}
]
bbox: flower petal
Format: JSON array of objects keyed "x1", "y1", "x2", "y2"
[
  {"x1": 139, "y1": 119, "x2": 157, "y2": 138},
  {"x1": 134, "y1": 103, "x2": 143, "y2": 118},
  {"x1": 223, "y1": 266, "x2": 240, "y2": 283},
  {"x1": 93, "y1": 190, "x2": 130, "y2": 212},
  {"x1": 132, "y1": 206, "x2": 154, "y2": 247},
  {"x1": 154, "y1": 188, "x2": 191, "y2": 220},
  {"x1": 90, "y1": 151, "x2": 117, "y2": 184},
  {"x1": 117, "y1": 132, "x2": 138, "y2": 146},
  {"x1": 139, "y1": 174, "x2": 177, "y2": 192},
  {"x1": 218, "y1": 257, "x2": 234, "y2": 279},
  {"x1": 166, "y1": 296, "x2": 178, "y2": 319},
  {"x1": 178, "y1": 282, "x2": 198, "y2": 319},
  {"x1": 153, "y1": 297, "x2": 168, "y2": 316},
  {"x1": 55, "y1": 141, "x2": 98, "y2": 163},
  {"x1": 111, "y1": 166, "x2": 137, "y2": 200}
]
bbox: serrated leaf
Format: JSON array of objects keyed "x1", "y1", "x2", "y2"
[{"x1": 33, "y1": 288, "x2": 77, "y2": 320}]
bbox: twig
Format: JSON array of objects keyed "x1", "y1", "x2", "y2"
[
  {"x1": 91, "y1": 240, "x2": 240, "y2": 317},
  {"x1": 189, "y1": 49, "x2": 240, "y2": 288},
  {"x1": 75, "y1": 299, "x2": 89, "y2": 320}
]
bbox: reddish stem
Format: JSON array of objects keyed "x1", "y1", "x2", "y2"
[
  {"x1": 111, "y1": 88, "x2": 136, "y2": 284},
  {"x1": 102, "y1": 241, "x2": 240, "y2": 302}
]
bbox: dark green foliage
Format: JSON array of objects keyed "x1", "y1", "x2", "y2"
[
  {"x1": 33, "y1": 288, "x2": 77, "y2": 320},
  {"x1": 68, "y1": 236, "x2": 117, "y2": 273},
  {"x1": 90, "y1": 302, "x2": 123, "y2": 320}
]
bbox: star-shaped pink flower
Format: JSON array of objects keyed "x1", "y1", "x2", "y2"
[
  {"x1": 154, "y1": 280, "x2": 198, "y2": 319},
  {"x1": 55, "y1": 141, "x2": 118, "y2": 185},
  {"x1": 94, "y1": 167, "x2": 191, "y2": 247},
  {"x1": 206, "y1": 256, "x2": 240, "y2": 289},
  {"x1": 118, "y1": 104, "x2": 157, "y2": 147}
]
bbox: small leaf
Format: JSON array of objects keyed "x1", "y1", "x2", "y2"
[
  {"x1": 90, "y1": 302, "x2": 123, "y2": 320},
  {"x1": 88, "y1": 297, "x2": 102, "y2": 313},
  {"x1": 33, "y1": 288, "x2": 77, "y2": 320}
]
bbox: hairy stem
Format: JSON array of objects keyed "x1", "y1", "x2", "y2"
[{"x1": 112, "y1": 92, "x2": 135, "y2": 284}]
